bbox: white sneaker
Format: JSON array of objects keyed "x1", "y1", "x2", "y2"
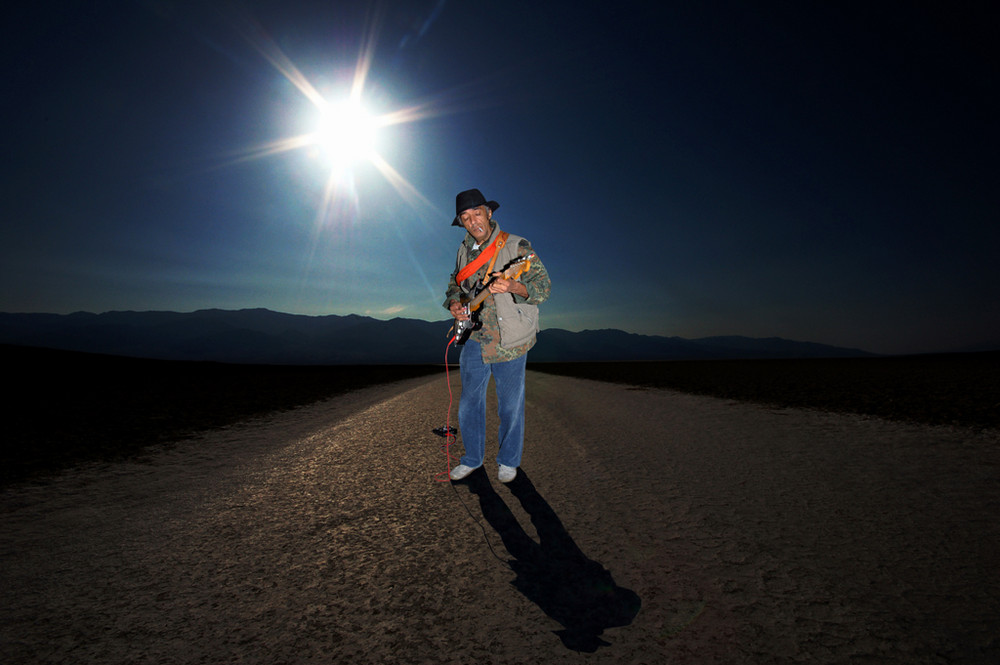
[
  {"x1": 498, "y1": 465, "x2": 517, "y2": 483},
  {"x1": 449, "y1": 464, "x2": 478, "y2": 481}
]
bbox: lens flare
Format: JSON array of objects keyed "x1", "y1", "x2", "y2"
[
  {"x1": 312, "y1": 100, "x2": 379, "y2": 170},
  {"x1": 210, "y1": 4, "x2": 476, "y2": 314},
  {"x1": 217, "y1": 5, "x2": 449, "y2": 227}
]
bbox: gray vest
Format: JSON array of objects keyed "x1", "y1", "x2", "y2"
[{"x1": 455, "y1": 229, "x2": 539, "y2": 348}]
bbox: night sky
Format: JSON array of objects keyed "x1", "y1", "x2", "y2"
[{"x1": 3, "y1": 1, "x2": 997, "y2": 355}]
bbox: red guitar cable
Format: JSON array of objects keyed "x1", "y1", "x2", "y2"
[
  {"x1": 434, "y1": 335, "x2": 509, "y2": 563},
  {"x1": 435, "y1": 334, "x2": 460, "y2": 482}
]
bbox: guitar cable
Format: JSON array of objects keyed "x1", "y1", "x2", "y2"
[
  {"x1": 433, "y1": 333, "x2": 460, "y2": 482},
  {"x1": 433, "y1": 333, "x2": 509, "y2": 565}
]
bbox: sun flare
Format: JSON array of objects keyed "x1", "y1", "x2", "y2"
[
  {"x1": 312, "y1": 100, "x2": 380, "y2": 170},
  {"x1": 220, "y1": 6, "x2": 451, "y2": 225}
]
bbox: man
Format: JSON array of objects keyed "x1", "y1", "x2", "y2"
[{"x1": 444, "y1": 188, "x2": 551, "y2": 483}]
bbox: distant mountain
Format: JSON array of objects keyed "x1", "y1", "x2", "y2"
[
  {"x1": 529, "y1": 329, "x2": 875, "y2": 361},
  {"x1": 0, "y1": 309, "x2": 876, "y2": 364}
]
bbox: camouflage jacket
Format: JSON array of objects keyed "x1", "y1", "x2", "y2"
[{"x1": 443, "y1": 222, "x2": 551, "y2": 363}]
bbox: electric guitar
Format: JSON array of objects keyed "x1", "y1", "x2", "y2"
[{"x1": 454, "y1": 253, "x2": 535, "y2": 345}]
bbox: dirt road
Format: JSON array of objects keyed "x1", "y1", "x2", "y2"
[{"x1": 2, "y1": 372, "x2": 998, "y2": 663}]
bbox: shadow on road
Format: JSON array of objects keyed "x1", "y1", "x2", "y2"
[{"x1": 457, "y1": 468, "x2": 641, "y2": 652}]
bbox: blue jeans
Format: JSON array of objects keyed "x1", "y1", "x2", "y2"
[{"x1": 458, "y1": 339, "x2": 527, "y2": 469}]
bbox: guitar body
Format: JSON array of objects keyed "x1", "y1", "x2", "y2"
[
  {"x1": 452, "y1": 253, "x2": 534, "y2": 346},
  {"x1": 454, "y1": 298, "x2": 483, "y2": 346}
]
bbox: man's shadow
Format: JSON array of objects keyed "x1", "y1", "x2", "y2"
[{"x1": 457, "y1": 468, "x2": 641, "y2": 652}]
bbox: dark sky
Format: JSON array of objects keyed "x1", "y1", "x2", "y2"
[{"x1": 3, "y1": 0, "x2": 997, "y2": 355}]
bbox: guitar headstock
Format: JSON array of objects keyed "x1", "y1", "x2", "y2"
[{"x1": 501, "y1": 252, "x2": 535, "y2": 280}]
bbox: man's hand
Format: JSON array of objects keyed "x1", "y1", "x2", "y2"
[
  {"x1": 448, "y1": 300, "x2": 470, "y2": 321},
  {"x1": 488, "y1": 276, "x2": 528, "y2": 298}
]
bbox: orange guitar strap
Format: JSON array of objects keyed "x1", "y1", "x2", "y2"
[
  {"x1": 455, "y1": 230, "x2": 509, "y2": 285},
  {"x1": 483, "y1": 231, "x2": 508, "y2": 282}
]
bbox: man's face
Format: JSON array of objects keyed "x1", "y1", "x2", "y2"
[{"x1": 459, "y1": 205, "x2": 492, "y2": 244}]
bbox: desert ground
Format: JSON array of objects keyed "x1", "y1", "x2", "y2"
[{"x1": 2, "y1": 357, "x2": 998, "y2": 664}]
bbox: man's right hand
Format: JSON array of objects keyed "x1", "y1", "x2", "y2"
[{"x1": 449, "y1": 301, "x2": 470, "y2": 321}]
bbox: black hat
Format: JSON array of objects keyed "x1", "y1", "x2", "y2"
[{"x1": 452, "y1": 188, "x2": 499, "y2": 226}]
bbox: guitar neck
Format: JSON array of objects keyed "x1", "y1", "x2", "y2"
[
  {"x1": 463, "y1": 254, "x2": 533, "y2": 311},
  {"x1": 467, "y1": 283, "x2": 494, "y2": 310}
]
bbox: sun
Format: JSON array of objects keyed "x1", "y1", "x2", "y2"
[
  {"x1": 312, "y1": 99, "x2": 380, "y2": 171},
  {"x1": 221, "y1": 7, "x2": 444, "y2": 219}
]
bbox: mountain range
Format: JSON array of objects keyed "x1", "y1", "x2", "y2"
[{"x1": 0, "y1": 309, "x2": 877, "y2": 364}]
